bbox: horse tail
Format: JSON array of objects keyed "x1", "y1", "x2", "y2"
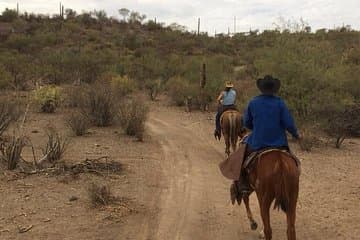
[{"x1": 273, "y1": 156, "x2": 289, "y2": 213}]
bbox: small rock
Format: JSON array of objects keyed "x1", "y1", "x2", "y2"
[{"x1": 69, "y1": 196, "x2": 78, "y2": 202}]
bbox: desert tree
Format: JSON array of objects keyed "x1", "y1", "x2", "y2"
[{"x1": 118, "y1": 8, "x2": 129, "y2": 22}]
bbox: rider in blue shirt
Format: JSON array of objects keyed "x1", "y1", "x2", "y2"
[
  {"x1": 214, "y1": 81, "x2": 237, "y2": 140},
  {"x1": 227, "y1": 75, "x2": 300, "y2": 204}
]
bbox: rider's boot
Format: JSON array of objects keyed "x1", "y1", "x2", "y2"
[
  {"x1": 230, "y1": 175, "x2": 251, "y2": 205},
  {"x1": 214, "y1": 111, "x2": 221, "y2": 140},
  {"x1": 230, "y1": 144, "x2": 251, "y2": 205}
]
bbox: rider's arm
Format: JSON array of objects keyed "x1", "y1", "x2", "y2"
[
  {"x1": 217, "y1": 92, "x2": 224, "y2": 104},
  {"x1": 280, "y1": 99, "x2": 299, "y2": 139},
  {"x1": 243, "y1": 103, "x2": 253, "y2": 130}
]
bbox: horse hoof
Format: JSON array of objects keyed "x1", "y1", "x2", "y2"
[{"x1": 251, "y1": 222, "x2": 258, "y2": 230}]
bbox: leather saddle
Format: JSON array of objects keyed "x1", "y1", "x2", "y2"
[{"x1": 244, "y1": 148, "x2": 301, "y2": 174}]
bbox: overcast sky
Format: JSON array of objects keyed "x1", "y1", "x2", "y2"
[{"x1": 1, "y1": 0, "x2": 359, "y2": 34}]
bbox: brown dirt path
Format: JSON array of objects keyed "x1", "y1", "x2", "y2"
[{"x1": 145, "y1": 105, "x2": 360, "y2": 240}]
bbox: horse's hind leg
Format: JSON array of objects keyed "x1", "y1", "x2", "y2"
[
  {"x1": 243, "y1": 193, "x2": 257, "y2": 230},
  {"x1": 259, "y1": 197, "x2": 272, "y2": 240},
  {"x1": 224, "y1": 134, "x2": 230, "y2": 156},
  {"x1": 286, "y1": 201, "x2": 297, "y2": 240}
]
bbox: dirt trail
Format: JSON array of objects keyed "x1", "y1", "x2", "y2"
[
  {"x1": 147, "y1": 109, "x2": 262, "y2": 240},
  {"x1": 145, "y1": 106, "x2": 360, "y2": 240}
]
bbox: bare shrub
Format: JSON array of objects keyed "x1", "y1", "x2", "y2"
[
  {"x1": 65, "y1": 86, "x2": 87, "y2": 108},
  {"x1": 66, "y1": 111, "x2": 90, "y2": 136},
  {"x1": 88, "y1": 182, "x2": 113, "y2": 207},
  {"x1": 118, "y1": 99, "x2": 149, "y2": 141},
  {"x1": 324, "y1": 105, "x2": 360, "y2": 148},
  {"x1": 0, "y1": 99, "x2": 21, "y2": 136},
  {"x1": 83, "y1": 84, "x2": 116, "y2": 127},
  {"x1": 0, "y1": 135, "x2": 26, "y2": 170},
  {"x1": 298, "y1": 130, "x2": 317, "y2": 152},
  {"x1": 41, "y1": 129, "x2": 69, "y2": 164}
]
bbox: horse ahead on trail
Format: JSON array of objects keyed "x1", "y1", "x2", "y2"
[
  {"x1": 240, "y1": 149, "x2": 300, "y2": 240},
  {"x1": 220, "y1": 110, "x2": 244, "y2": 156}
]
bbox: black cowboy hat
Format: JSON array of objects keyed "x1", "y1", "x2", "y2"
[{"x1": 256, "y1": 75, "x2": 280, "y2": 95}]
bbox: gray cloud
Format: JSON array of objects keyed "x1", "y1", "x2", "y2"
[{"x1": 1, "y1": 0, "x2": 359, "y2": 33}]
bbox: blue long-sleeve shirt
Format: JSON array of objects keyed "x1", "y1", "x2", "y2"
[{"x1": 243, "y1": 95, "x2": 299, "y2": 150}]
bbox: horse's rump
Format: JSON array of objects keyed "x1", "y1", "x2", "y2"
[
  {"x1": 220, "y1": 110, "x2": 244, "y2": 155},
  {"x1": 254, "y1": 150, "x2": 300, "y2": 213}
]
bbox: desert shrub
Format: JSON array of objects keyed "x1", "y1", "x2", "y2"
[
  {"x1": 65, "y1": 86, "x2": 87, "y2": 108},
  {"x1": 33, "y1": 86, "x2": 61, "y2": 113},
  {"x1": 83, "y1": 84, "x2": 116, "y2": 127},
  {"x1": 88, "y1": 182, "x2": 113, "y2": 207},
  {"x1": 0, "y1": 136, "x2": 26, "y2": 170},
  {"x1": 118, "y1": 99, "x2": 149, "y2": 141},
  {"x1": 66, "y1": 111, "x2": 90, "y2": 136},
  {"x1": 324, "y1": 105, "x2": 360, "y2": 148},
  {"x1": 0, "y1": 8, "x2": 18, "y2": 22},
  {"x1": 0, "y1": 52, "x2": 35, "y2": 90},
  {"x1": 166, "y1": 76, "x2": 196, "y2": 106},
  {"x1": 145, "y1": 78, "x2": 163, "y2": 101},
  {"x1": 42, "y1": 129, "x2": 69, "y2": 163},
  {"x1": 0, "y1": 99, "x2": 21, "y2": 136},
  {"x1": 111, "y1": 75, "x2": 136, "y2": 98},
  {"x1": 0, "y1": 65, "x2": 12, "y2": 89},
  {"x1": 298, "y1": 130, "x2": 318, "y2": 152}
]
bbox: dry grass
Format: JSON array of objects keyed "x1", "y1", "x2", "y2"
[
  {"x1": 65, "y1": 86, "x2": 87, "y2": 108},
  {"x1": 118, "y1": 99, "x2": 149, "y2": 141},
  {"x1": 41, "y1": 129, "x2": 69, "y2": 164},
  {"x1": 0, "y1": 99, "x2": 21, "y2": 136},
  {"x1": 88, "y1": 182, "x2": 114, "y2": 207},
  {"x1": 299, "y1": 130, "x2": 318, "y2": 152},
  {"x1": 66, "y1": 111, "x2": 90, "y2": 136},
  {"x1": 0, "y1": 135, "x2": 26, "y2": 170},
  {"x1": 83, "y1": 84, "x2": 116, "y2": 127}
]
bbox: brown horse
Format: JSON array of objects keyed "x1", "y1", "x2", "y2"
[
  {"x1": 220, "y1": 110, "x2": 244, "y2": 156},
  {"x1": 241, "y1": 150, "x2": 300, "y2": 240}
]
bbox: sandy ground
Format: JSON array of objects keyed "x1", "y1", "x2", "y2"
[{"x1": 1, "y1": 103, "x2": 359, "y2": 240}]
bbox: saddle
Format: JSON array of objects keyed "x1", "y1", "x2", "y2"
[{"x1": 243, "y1": 148, "x2": 301, "y2": 174}]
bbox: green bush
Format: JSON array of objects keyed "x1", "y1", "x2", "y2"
[
  {"x1": 166, "y1": 76, "x2": 196, "y2": 106},
  {"x1": 0, "y1": 8, "x2": 18, "y2": 22},
  {"x1": 111, "y1": 75, "x2": 136, "y2": 98},
  {"x1": 33, "y1": 86, "x2": 62, "y2": 113}
]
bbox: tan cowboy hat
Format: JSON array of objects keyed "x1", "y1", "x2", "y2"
[{"x1": 225, "y1": 81, "x2": 234, "y2": 88}]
